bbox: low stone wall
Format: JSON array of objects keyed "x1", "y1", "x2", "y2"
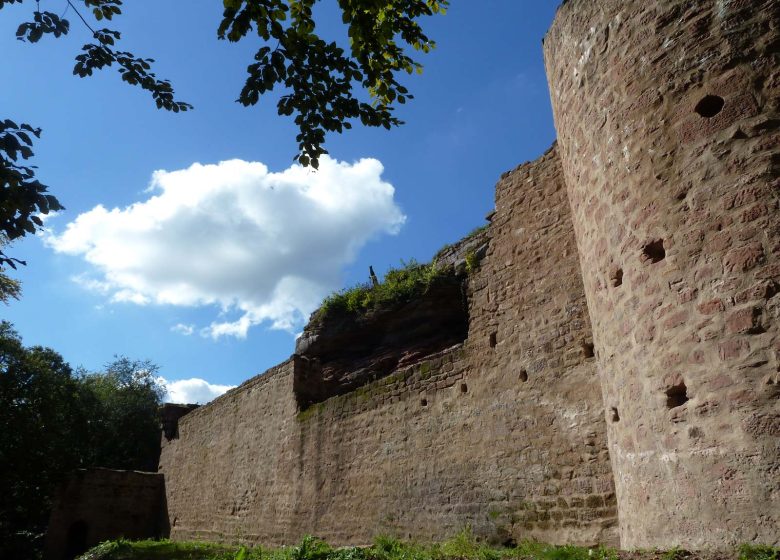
[{"x1": 44, "y1": 469, "x2": 167, "y2": 560}]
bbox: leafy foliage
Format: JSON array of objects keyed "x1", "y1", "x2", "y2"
[
  {"x1": 0, "y1": 323, "x2": 166, "y2": 559},
  {"x1": 0, "y1": 236, "x2": 22, "y2": 303},
  {"x1": 464, "y1": 250, "x2": 479, "y2": 275},
  {"x1": 2, "y1": 0, "x2": 445, "y2": 267},
  {"x1": 436, "y1": 528, "x2": 501, "y2": 560},
  {"x1": 0, "y1": 322, "x2": 90, "y2": 559},
  {"x1": 219, "y1": 0, "x2": 448, "y2": 167},
  {"x1": 76, "y1": 538, "x2": 248, "y2": 560},
  {"x1": 292, "y1": 536, "x2": 334, "y2": 560},
  {"x1": 78, "y1": 357, "x2": 166, "y2": 471},
  {"x1": 0, "y1": 119, "x2": 63, "y2": 268},
  {"x1": 316, "y1": 259, "x2": 449, "y2": 319},
  {"x1": 2, "y1": 0, "x2": 191, "y2": 265},
  {"x1": 0, "y1": 270, "x2": 21, "y2": 303},
  {"x1": 9, "y1": 0, "x2": 192, "y2": 113}
]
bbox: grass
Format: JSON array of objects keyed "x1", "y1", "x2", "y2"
[
  {"x1": 464, "y1": 250, "x2": 479, "y2": 275},
  {"x1": 313, "y1": 220, "x2": 490, "y2": 322},
  {"x1": 76, "y1": 530, "x2": 619, "y2": 560},
  {"x1": 739, "y1": 545, "x2": 779, "y2": 560},
  {"x1": 315, "y1": 260, "x2": 450, "y2": 321},
  {"x1": 78, "y1": 533, "x2": 780, "y2": 560},
  {"x1": 76, "y1": 539, "x2": 246, "y2": 560}
]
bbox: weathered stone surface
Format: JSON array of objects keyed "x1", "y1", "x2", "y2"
[
  {"x1": 432, "y1": 225, "x2": 490, "y2": 273},
  {"x1": 44, "y1": 469, "x2": 167, "y2": 560},
  {"x1": 293, "y1": 275, "x2": 469, "y2": 409},
  {"x1": 544, "y1": 0, "x2": 780, "y2": 549},
  {"x1": 159, "y1": 146, "x2": 616, "y2": 548}
]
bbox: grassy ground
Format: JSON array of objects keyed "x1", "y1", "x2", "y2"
[{"x1": 77, "y1": 532, "x2": 779, "y2": 560}]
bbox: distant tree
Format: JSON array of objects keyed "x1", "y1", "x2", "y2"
[
  {"x1": 0, "y1": 322, "x2": 90, "y2": 559},
  {"x1": 0, "y1": 324, "x2": 166, "y2": 558},
  {"x1": 78, "y1": 357, "x2": 166, "y2": 472},
  {"x1": 0, "y1": 271, "x2": 21, "y2": 303},
  {"x1": 1, "y1": 0, "x2": 447, "y2": 265}
]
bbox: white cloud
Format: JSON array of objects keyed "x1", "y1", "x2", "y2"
[
  {"x1": 171, "y1": 323, "x2": 195, "y2": 336},
  {"x1": 161, "y1": 377, "x2": 236, "y2": 404},
  {"x1": 45, "y1": 156, "x2": 405, "y2": 338}
]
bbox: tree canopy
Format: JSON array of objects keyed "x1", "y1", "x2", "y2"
[
  {"x1": 0, "y1": 322, "x2": 166, "y2": 559},
  {"x1": 1, "y1": 0, "x2": 447, "y2": 266}
]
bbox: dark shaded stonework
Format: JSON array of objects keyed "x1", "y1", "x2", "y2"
[
  {"x1": 44, "y1": 469, "x2": 168, "y2": 560},
  {"x1": 293, "y1": 273, "x2": 470, "y2": 409},
  {"x1": 161, "y1": 403, "x2": 200, "y2": 441}
]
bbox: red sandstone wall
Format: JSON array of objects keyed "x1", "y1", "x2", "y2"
[
  {"x1": 159, "y1": 360, "x2": 300, "y2": 543},
  {"x1": 465, "y1": 146, "x2": 615, "y2": 544},
  {"x1": 544, "y1": 0, "x2": 779, "y2": 549},
  {"x1": 158, "y1": 147, "x2": 617, "y2": 547}
]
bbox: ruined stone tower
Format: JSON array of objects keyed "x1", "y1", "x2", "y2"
[{"x1": 544, "y1": 0, "x2": 780, "y2": 549}]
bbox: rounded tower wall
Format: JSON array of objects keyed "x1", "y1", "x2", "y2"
[{"x1": 544, "y1": 0, "x2": 779, "y2": 549}]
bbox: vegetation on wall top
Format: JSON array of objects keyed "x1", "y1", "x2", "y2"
[
  {"x1": 431, "y1": 223, "x2": 488, "y2": 264},
  {"x1": 314, "y1": 259, "x2": 452, "y2": 322}
]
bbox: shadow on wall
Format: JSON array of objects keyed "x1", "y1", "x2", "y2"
[{"x1": 44, "y1": 469, "x2": 170, "y2": 560}]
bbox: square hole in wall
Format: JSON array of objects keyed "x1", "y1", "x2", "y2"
[
  {"x1": 582, "y1": 341, "x2": 595, "y2": 359},
  {"x1": 641, "y1": 239, "x2": 666, "y2": 264},
  {"x1": 665, "y1": 381, "x2": 689, "y2": 409}
]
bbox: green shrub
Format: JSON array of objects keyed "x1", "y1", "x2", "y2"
[
  {"x1": 316, "y1": 260, "x2": 450, "y2": 320},
  {"x1": 739, "y1": 544, "x2": 780, "y2": 560},
  {"x1": 660, "y1": 547, "x2": 688, "y2": 560},
  {"x1": 290, "y1": 536, "x2": 333, "y2": 560},
  {"x1": 510, "y1": 542, "x2": 616, "y2": 560},
  {"x1": 76, "y1": 541, "x2": 123, "y2": 560},
  {"x1": 370, "y1": 535, "x2": 405, "y2": 560},
  {"x1": 331, "y1": 548, "x2": 368, "y2": 560},
  {"x1": 77, "y1": 538, "x2": 247, "y2": 559},
  {"x1": 465, "y1": 250, "x2": 479, "y2": 275},
  {"x1": 437, "y1": 527, "x2": 500, "y2": 560}
]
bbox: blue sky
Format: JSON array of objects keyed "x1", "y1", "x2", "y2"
[{"x1": 1, "y1": 1, "x2": 560, "y2": 402}]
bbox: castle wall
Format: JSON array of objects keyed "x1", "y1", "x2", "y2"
[
  {"x1": 159, "y1": 360, "x2": 300, "y2": 543},
  {"x1": 458, "y1": 146, "x2": 616, "y2": 545},
  {"x1": 544, "y1": 0, "x2": 780, "y2": 549},
  {"x1": 44, "y1": 469, "x2": 167, "y2": 560},
  {"x1": 158, "y1": 147, "x2": 617, "y2": 547}
]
